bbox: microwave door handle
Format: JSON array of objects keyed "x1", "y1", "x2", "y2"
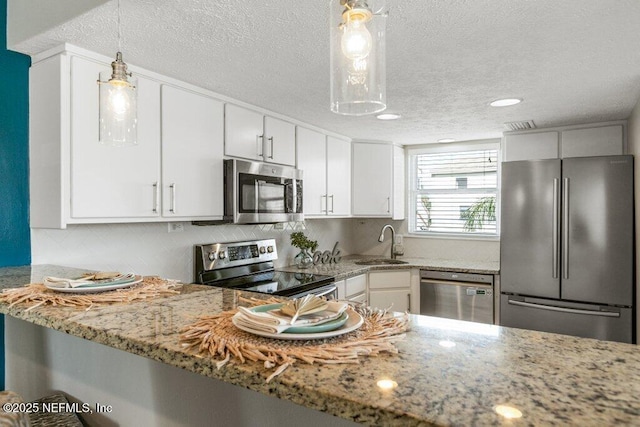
[{"x1": 254, "y1": 181, "x2": 260, "y2": 212}]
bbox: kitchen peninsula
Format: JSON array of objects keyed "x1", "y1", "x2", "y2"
[{"x1": 1, "y1": 265, "x2": 639, "y2": 426}]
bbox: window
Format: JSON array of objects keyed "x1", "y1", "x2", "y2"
[{"x1": 409, "y1": 142, "x2": 499, "y2": 236}]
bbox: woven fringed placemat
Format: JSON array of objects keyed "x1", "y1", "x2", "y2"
[
  {"x1": 179, "y1": 298, "x2": 409, "y2": 382},
  {"x1": 0, "y1": 276, "x2": 182, "y2": 311}
]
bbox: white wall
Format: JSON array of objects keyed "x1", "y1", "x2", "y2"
[
  {"x1": 627, "y1": 99, "x2": 640, "y2": 343},
  {"x1": 31, "y1": 219, "x2": 354, "y2": 283}
]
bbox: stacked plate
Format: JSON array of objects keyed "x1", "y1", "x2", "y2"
[
  {"x1": 232, "y1": 301, "x2": 364, "y2": 340},
  {"x1": 44, "y1": 272, "x2": 142, "y2": 293}
]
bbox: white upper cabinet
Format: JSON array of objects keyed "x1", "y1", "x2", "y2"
[
  {"x1": 225, "y1": 104, "x2": 296, "y2": 166},
  {"x1": 503, "y1": 123, "x2": 625, "y2": 162},
  {"x1": 29, "y1": 48, "x2": 226, "y2": 228},
  {"x1": 503, "y1": 131, "x2": 559, "y2": 162},
  {"x1": 161, "y1": 85, "x2": 224, "y2": 218},
  {"x1": 296, "y1": 127, "x2": 328, "y2": 216},
  {"x1": 69, "y1": 56, "x2": 161, "y2": 219},
  {"x1": 264, "y1": 116, "x2": 296, "y2": 166},
  {"x1": 352, "y1": 142, "x2": 393, "y2": 217},
  {"x1": 560, "y1": 125, "x2": 623, "y2": 158},
  {"x1": 326, "y1": 136, "x2": 351, "y2": 216},
  {"x1": 224, "y1": 104, "x2": 264, "y2": 161},
  {"x1": 297, "y1": 128, "x2": 352, "y2": 217}
]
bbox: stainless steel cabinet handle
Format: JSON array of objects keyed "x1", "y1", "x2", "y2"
[
  {"x1": 508, "y1": 299, "x2": 620, "y2": 318},
  {"x1": 387, "y1": 197, "x2": 390, "y2": 213},
  {"x1": 408, "y1": 293, "x2": 411, "y2": 312},
  {"x1": 552, "y1": 178, "x2": 559, "y2": 279},
  {"x1": 562, "y1": 178, "x2": 569, "y2": 279},
  {"x1": 169, "y1": 183, "x2": 176, "y2": 213},
  {"x1": 268, "y1": 136, "x2": 274, "y2": 159},
  {"x1": 256, "y1": 135, "x2": 264, "y2": 157},
  {"x1": 321, "y1": 195, "x2": 327, "y2": 213},
  {"x1": 152, "y1": 182, "x2": 159, "y2": 213},
  {"x1": 329, "y1": 195, "x2": 334, "y2": 213}
]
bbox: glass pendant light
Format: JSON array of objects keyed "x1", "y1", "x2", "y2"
[
  {"x1": 330, "y1": 0, "x2": 387, "y2": 116},
  {"x1": 98, "y1": 0, "x2": 137, "y2": 146}
]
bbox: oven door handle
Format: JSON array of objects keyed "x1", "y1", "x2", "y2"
[{"x1": 314, "y1": 285, "x2": 337, "y2": 298}]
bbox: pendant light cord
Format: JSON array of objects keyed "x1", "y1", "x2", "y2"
[{"x1": 117, "y1": 0, "x2": 122, "y2": 52}]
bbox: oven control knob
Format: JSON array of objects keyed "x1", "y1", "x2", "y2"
[
  {"x1": 259, "y1": 246, "x2": 266, "y2": 254},
  {"x1": 219, "y1": 251, "x2": 226, "y2": 259},
  {"x1": 208, "y1": 252, "x2": 216, "y2": 261},
  {"x1": 267, "y1": 246, "x2": 274, "y2": 253}
]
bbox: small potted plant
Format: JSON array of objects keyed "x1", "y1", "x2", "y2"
[{"x1": 290, "y1": 231, "x2": 318, "y2": 269}]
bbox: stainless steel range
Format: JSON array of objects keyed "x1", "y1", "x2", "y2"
[{"x1": 194, "y1": 239, "x2": 337, "y2": 298}]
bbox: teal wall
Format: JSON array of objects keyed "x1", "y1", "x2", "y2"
[
  {"x1": 0, "y1": 0, "x2": 30, "y2": 267},
  {"x1": 1, "y1": 0, "x2": 31, "y2": 389}
]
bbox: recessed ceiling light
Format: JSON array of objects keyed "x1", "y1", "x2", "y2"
[
  {"x1": 376, "y1": 113, "x2": 401, "y2": 120},
  {"x1": 490, "y1": 98, "x2": 522, "y2": 107},
  {"x1": 439, "y1": 340, "x2": 456, "y2": 348},
  {"x1": 437, "y1": 138, "x2": 456, "y2": 143}
]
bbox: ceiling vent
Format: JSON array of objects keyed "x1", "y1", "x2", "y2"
[{"x1": 504, "y1": 120, "x2": 536, "y2": 131}]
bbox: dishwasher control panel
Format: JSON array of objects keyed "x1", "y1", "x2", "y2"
[{"x1": 420, "y1": 270, "x2": 494, "y2": 285}]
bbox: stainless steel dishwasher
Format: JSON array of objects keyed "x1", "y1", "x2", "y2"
[{"x1": 420, "y1": 270, "x2": 495, "y2": 324}]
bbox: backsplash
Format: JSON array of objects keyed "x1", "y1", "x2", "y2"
[
  {"x1": 350, "y1": 218, "x2": 500, "y2": 262},
  {"x1": 31, "y1": 219, "x2": 354, "y2": 283},
  {"x1": 31, "y1": 218, "x2": 500, "y2": 283}
]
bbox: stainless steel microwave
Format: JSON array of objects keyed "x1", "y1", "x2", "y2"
[{"x1": 224, "y1": 159, "x2": 303, "y2": 224}]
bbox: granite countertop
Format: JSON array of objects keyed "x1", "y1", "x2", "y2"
[
  {"x1": 277, "y1": 255, "x2": 500, "y2": 281},
  {"x1": 2, "y1": 265, "x2": 639, "y2": 426}
]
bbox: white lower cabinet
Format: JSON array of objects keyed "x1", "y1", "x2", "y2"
[
  {"x1": 367, "y1": 270, "x2": 413, "y2": 312},
  {"x1": 337, "y1": 274, "x2": 367, "y2": 303}
]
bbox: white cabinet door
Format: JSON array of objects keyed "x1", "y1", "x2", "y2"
[
  {"x1": 326, "y1": 136, "x2": 351, "y2": 216},
  {"x1": 224, "y1": 104, "x2": 264, "y2": 161},
  {"x1": 369, "y1": 289, "x2": 411, "y2": 312},
  {"x1": 393, "y1": 145, "x2": 405, "y2": 220},
  {"x1": 70, "y1": 56, "x2": 161, "y2": 219},
  {"x1": 161, "y1": 85, "x2": 224, "y2": 218},
  {"x1": 560, "y1": 125, "x2": 624, "y2": 158},
  {"x1": 296, "y1": 127, "x2": 327, "y2": 216},
  {"x1": 502, "y1": 131, "x2": 559, "y2": 161},
  {"x1": 352, "y1": 142, "x2": 392, "y2": 216},
  {"x1": 264, "y1": 116, "x2": 296, "y2": 166}
]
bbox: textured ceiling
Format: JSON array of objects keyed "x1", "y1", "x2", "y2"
[{"x1": 9, "y1": 0, "x2": 640, "y2": 145}]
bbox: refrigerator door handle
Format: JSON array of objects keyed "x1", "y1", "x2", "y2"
[
  {"x1": 508, "y1": 299, "x2": 620, "y2": 318},
  {"x1": 562, "y1": 177, "x2": 570, "y2": 279},
  {"x1": 552, "y1": 178, "x2": 560, "y2": 279}
]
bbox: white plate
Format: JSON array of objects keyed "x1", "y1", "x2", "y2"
[
  {"x1": 232, "y1": 307, "x2": 364, "y2": 340},
  {"x1": 44, "y1": 276, "x2": 143, "y2": 293}
]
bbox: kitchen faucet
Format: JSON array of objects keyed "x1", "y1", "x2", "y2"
[{"x1": 378, "y1": 224, "x2": 398, "y2": 260}]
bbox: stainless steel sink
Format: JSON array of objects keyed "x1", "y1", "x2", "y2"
[{"x1": 354, "y1": 259, "x2": 409, "y2": 266}]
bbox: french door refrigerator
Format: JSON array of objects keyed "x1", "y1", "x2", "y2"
[{"x1": 500, "y1": 155, "x2": 634, "y2": 343}]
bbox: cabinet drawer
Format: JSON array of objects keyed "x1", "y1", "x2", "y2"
[
  {"x1": 345, "y1": 274, "x2": 367, "y2": 296},
  {"x1": 368, "y1": 270, "x2": 411, "y2": 289}
]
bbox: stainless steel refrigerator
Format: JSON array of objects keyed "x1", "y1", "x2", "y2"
[{"x1": 500, "y1": 155, "x2": 634, "y2": 343}]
